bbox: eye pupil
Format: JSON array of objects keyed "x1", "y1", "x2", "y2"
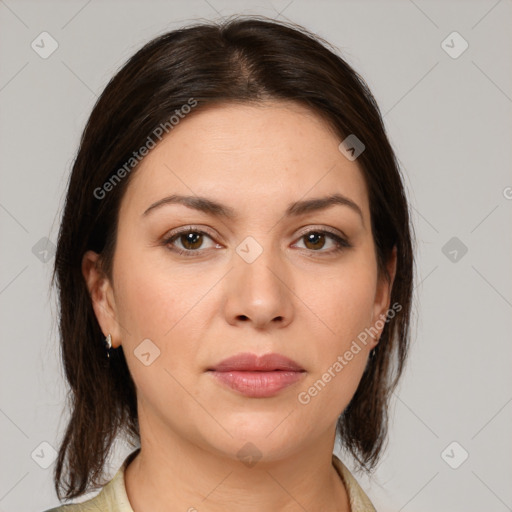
[
  {"x1": 304, "y1": 232, "x2": 325, "y2": 250},
  {"x1": 181, "y1": 232, "x2": 203, "y2": 250}
]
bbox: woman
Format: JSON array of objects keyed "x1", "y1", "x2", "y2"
[{"x1": 44, "y1": 14, "x2": 414, "y2": 512}]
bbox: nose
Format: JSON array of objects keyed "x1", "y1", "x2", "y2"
[{"x1": 222, "y1": 243, "x2": 294, "y2": 330}]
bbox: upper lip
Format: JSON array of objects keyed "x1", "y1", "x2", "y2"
[{"x1": 208, "y1": 352, "x2": 305, "y2": 372}]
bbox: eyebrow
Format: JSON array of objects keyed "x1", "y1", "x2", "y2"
[{"x1": 142, "y1": 193, "x2": 364, "y2": 223}]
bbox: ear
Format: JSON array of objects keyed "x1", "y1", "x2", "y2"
[
  {"x1": 370, "y1": 245, "x2": 398, "y2": 348},
  {"x1": 82, "y1": 250, "x2": 122, "y2": 348}
]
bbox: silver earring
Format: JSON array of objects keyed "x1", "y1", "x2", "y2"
[
  {"x1": 104, "y1": 333, "x2": 112, "y2": 358},
  {"x1": 370, "y1": 347, "x2": 377, "y2": 359}
]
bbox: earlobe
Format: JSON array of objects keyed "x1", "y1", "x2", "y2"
[
  {"x1": 387, "y1": 245, "x2": 398, "y2": 293},
  {"x1": 370, "y1": 245, "x2": 398, "y2": 347},
  {"x1": 81, "y1": 250, "x2": 122, "y2": 348}
]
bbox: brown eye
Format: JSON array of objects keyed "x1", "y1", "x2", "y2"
[
  {"x1": 303, "y1": 232, "x2": 327, "y2": 250},
  {"x1": 178, "y1": 232, "x2": 204, "y2": 250},
  {"x1": 164, "y1": 229, "x2": 218, "y2": 256},
  {"x1": 294, "y1": 229, "x2": 351, "y2": 254}
]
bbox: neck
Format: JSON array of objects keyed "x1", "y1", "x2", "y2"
[{"x1": 124, "y1": 414, "x2": 350, "y2": 512}]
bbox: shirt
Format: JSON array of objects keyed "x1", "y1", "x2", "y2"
[{"x1": 42, "y1": 449, "x2": 376, "y2": 512}]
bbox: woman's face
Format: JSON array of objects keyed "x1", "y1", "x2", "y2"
[{"x1": 84, "y1": 101, "x2": 396, "y2": 462}]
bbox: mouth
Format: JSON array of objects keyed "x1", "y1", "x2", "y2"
[
  {"x1": 206, "y1": 352, "x2": 306, "y2": 398},
  {"x1": 207, "y1": 352, "x2": 304, "y2": 372}
]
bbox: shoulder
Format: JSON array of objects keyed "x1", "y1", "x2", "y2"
[
  {"x1": 332, "y1": 454, "x2": 377, "y2": 512},
  {"x1": 39, "y1": 483, "x2": 111, "y2": 512},
  {"x1": 40, "y1": 449, "x2": 140, "y2": 512}
]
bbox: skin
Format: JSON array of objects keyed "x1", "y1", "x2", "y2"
[{"x1": 82, "y1": 100, "x2": 396, "y2": 512}]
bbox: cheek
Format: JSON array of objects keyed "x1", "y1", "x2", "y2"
[
  {"x1": 114, "y1": 269, "x2": 175, "y2": 341},
  {"x1": 111, "y1": 240, "x2": 212, "y2": 391},
  {"x1": 112, "y1": 237, "x2": 203, "y2": 341},
  {"x1": 111, "y1": 253, "x2": 204, "y2": 413},
  {"x1": 293, "y1": 254, "x2": 377, "y2": 415},
  {"x1": 301, "y1": 254, "x2": 378, "y2": 348}
]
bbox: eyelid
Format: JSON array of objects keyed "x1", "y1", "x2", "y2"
[
  {"x1": 294, "y1": 224, "x2": 348, "y2": 240},
  {"x1": 164, "y1": 224, "x2": 348, "y2": 242},
  {"x1": 163, "y1": 224, "x2": 219, "y2": 241},
  {"x1": 162, "y1": 224, "x2": 351, "y2": 256}
]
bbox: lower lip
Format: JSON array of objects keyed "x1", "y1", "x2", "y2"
[{"x1": 208, "y1": 370, "x2": 306, "y2": 398}]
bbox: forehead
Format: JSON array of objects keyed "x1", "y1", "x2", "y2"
[{"x1": 119, "y1": 101, "x2": 370, "y2": 222}]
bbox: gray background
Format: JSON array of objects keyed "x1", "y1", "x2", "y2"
[{"x1": 1, "y1": 0, "x2": 511, "y2": 511}]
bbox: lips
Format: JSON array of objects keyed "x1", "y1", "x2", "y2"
[
  {"x1": 207, "y1": 352, "x2": 304, "y2": 372},
  {"x1": 207, "y1": 352, "x2": 306, "y2": 398}
]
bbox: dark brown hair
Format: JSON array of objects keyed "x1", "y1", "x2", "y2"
[{"x1": 52, "y1": 14, "x2": 414, "y2": 501}]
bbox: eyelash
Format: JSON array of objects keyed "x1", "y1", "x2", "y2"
[{"x1": 162, "y1": 226, "x2": 352, "y2": 258}]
